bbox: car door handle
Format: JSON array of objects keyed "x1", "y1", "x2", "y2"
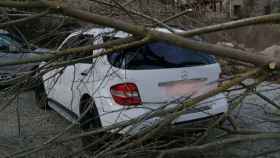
[
  {"x1": 80, "y1": 72, "x2": 88, "y2": 76},
  {"x1": 80, "y1": 68, "x2": 91, "y2": 76}
]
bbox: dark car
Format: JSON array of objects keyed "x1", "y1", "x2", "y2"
[{"x1": 0, "y1": 30, "x2": 40, "y2": 88}]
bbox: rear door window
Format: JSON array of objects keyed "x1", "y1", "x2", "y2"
[
  {"x1": 61, "y1": 34, "x2": 95, "y2": 63},
  {"x1": 108, "y1": 42, "x2": 216, "y2": 70}
]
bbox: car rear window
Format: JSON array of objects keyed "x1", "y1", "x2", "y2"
[
  {"x1": 60, "y1": 34, "x2": 95, "y2": 63},
  {"x1": 107, "y1": 42, "x2": 216, "y2": 70}
]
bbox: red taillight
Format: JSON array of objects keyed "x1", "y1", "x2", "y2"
[{"x1": 110, "y1": 83, "x2": 142, "y2": 106}]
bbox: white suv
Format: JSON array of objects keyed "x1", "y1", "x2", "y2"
[{"x1": 35, "y1": 28, "x2": 228, "y2": 133}]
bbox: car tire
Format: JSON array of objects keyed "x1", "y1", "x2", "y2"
[
  {"x1": 34, "y1": 78, "x2": 49, "y2": 110},
  {"x1": 79, "y1": 96, "x2": 103, "y2": 153}
]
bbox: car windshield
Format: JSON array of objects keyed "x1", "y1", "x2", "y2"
[
  {"x1": 0, "y1": 33, "x2": 22, "y2": 52},
  {"x1": 108, "y1": 42, "x2": 216, "y2": 70}
]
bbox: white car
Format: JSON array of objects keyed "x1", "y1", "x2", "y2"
[{"x1": 35, "y1": 28, "x2": 228, "y2": 133}]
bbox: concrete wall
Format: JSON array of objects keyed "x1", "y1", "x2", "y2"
[
  {"x1": 225, "y1": 0, "x2": 273, "y2": 18},
  {"x1": 249, "y1": 0, "x2": 272, "y2": 16},
  {"x1": 224, "y1": 0, "x2": 245, "y2": 18},
  {"x1": 272, "y1": 0, "x2": 280, "y2": 12}
]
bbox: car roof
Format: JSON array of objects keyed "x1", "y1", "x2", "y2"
[
  {"x1": 58, "y1": 27, "x2": 187, "y2": 50},
  {"x1": 68, "y1": 27, "x2": 186, "y2": 39}
]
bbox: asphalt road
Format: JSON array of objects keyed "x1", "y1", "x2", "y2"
[
  {"x1": 223, "y1": 81, "x2": 280, "y2": 158},
  {"x1": 0, "y1": 91, "x2": 83, "y2": 157}
]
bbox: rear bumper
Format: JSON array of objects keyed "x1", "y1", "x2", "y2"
[
  {"x1": 174, "y1": 112, "x2": 224, "y2": 127},
  {"x1": 95, "y1": 93, "x2": 228, "y2": 134},
  {"x1": 173, "y1": 94, "x2": 228, "y2": 124}
]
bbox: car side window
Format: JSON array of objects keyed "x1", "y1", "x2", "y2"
[
  {"x1": 0, "y1": 37, "x2": 11, "y2": 51},
  {"x1": 0, "y1": 34, "x2": 22, "y2": 52},
  {"x1": 61, "y1": 34, "x2": 95, "y2": 64}
]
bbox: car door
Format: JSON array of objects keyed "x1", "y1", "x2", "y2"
[{"x1": 44, "y1": 33, "x2": 95, "y2": 113}]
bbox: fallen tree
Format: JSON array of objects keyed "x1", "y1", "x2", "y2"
[{"x1": 0, "y1": 1, "x2": 279, "y2": 158}]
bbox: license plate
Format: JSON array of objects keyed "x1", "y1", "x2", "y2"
[{"x1": 159, "y1": 78, "x2": 207, "y2": 97}]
